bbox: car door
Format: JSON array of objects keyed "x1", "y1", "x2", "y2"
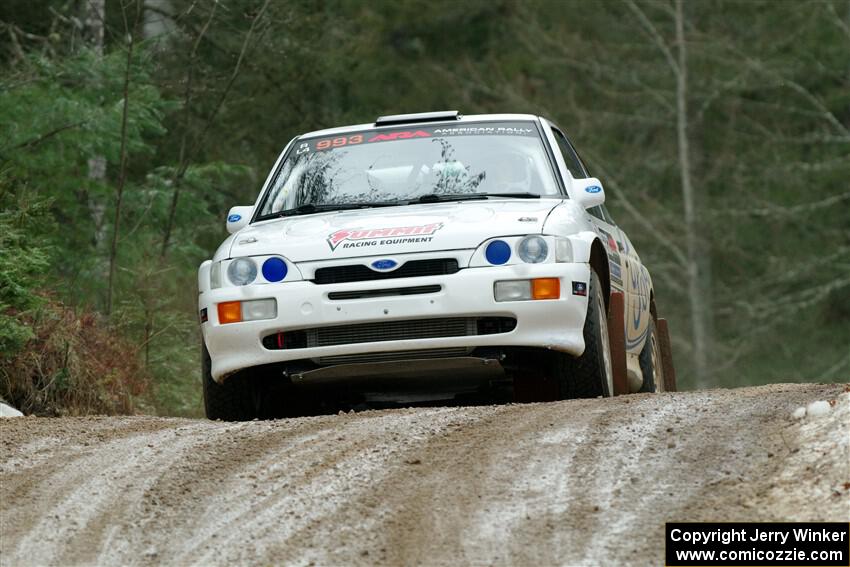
[
  {"x1": 589, "y1": 203, "x2": 651, "y2": 355},
  {"x1": 547, "y1": 124, "x2": 650, "y2": 354},
  {"x1": 610, "y1": 218, "x2": 651, "y2": 354}
]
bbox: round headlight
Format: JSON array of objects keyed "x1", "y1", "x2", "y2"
[
  {"x1": 485, "y1": 240, "x2": 511, "y2": 265},
  {"x1": 517, "y1": 236, "x2": 549, "y2": 263},
  {"x1": 227, "y1": 257, "x2": 257, "y2": 286},
  {"x1": 262, "y1": 257, "x2": 288, "y2": 282}
]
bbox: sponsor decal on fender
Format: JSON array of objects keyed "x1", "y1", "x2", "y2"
[
  {"x1": 598, "y1": 227, "x2": 624, "y2": 288},
  {"x1": 598, "y1": 228, "x2": 618, "y2": 252},
  {"x1": 327, "y1": 223, "x2": 444, "y2": 251},
  {"x1": 571, "y1": 281, "x2": 588, "y2": 296}
]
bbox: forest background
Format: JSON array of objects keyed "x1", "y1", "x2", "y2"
[{"x1": 1, "y1": 0, "x2": 848, "y2": 416}]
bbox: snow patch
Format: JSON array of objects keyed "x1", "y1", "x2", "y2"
[
  {"x1": 0, "y1": 402, "x2": 23, "y2": 417},
  {"x1": 805, "y1": 400, "x2": 831, "y2": 418},
  {"x1": 792, "y1": 400, "x2": 833, "y2": 419},
  {"x1": 770, "y1": 392, "x2": 850, "y2": 517}
]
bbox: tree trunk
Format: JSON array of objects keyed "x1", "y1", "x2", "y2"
[
  {"x1": 675, "y1": 0, "x2": 711, "y2": 387},
  {"x1": 81, "y1": 0, "x2": 109, "y2": 279},
  {"x1": 81, "y1": 0, "x2": 104, "y2": 55},
  {"x1": 105, "y1": 6, "x2": 138, "y2": 315}
]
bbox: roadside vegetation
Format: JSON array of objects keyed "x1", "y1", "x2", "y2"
[{"x1": 1, "y1": 0, "x2": 848, "y2": 416}]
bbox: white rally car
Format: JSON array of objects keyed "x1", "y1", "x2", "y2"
[{"x1": 198, "y1": 111, "x2": 665, "y2": 420}]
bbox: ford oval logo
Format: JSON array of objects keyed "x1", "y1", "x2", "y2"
[
  {"x1": 227, "y1": 214, "x2": 242, "y2": 223},
  {"x1": 585, "y1": 185, "x2": 602, "y2": 194},
  {"x1": 370, "y1": 259, "x2": 398, "y2": 271}
]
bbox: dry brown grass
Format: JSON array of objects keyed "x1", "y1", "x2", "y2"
[{"x1": 0, "y1": 296, "x2": 151, "y2": 416}]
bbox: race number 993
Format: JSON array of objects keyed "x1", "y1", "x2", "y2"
[{"x1": 316, "y1": 135, "x2": 363, "y2": 150}]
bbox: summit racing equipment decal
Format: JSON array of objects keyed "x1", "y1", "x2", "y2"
[{"x1": 327, "y1": 223, "x2": 444, "y2": 251}]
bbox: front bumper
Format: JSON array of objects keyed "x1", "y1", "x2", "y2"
[{"x1": 200, "y1": 262, "x2": 591, "y2": 381}]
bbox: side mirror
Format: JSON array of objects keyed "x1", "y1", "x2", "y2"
[
  {"x1": 226, "y1": 206, "x2": 253, "y2": 234},
  {"x1": 572, "y1": 177, "x2": 606, "y2": 210}
]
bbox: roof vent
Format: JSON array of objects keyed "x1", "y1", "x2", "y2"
[{"x1": 375, "y1": 110, "x2": 461, "y2": 126}]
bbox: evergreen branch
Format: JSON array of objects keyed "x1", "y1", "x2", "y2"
[{"x1": 0, "y1": 122, "x2": 85, "y2": 156}]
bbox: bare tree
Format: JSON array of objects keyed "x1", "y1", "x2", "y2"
[
  {"x1": 673, "y1": 0, "x2": 710, "y2": 386},
  {"x1": 160, "y1": 0, "x2": 273, "y2": 259},
  {"x1": 81, "y1": 0, "x2": 109, "y2": 267},
  {"x1": 624, "y1": 0, "x2": 712, "y2": 386},
  {"x1": 105, "y1": 1, "x2": 142, "y2": 315}
]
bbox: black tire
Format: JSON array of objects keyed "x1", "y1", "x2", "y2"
[
  {"x1": 638, "y1": 317, "x2": 664, "y2": 393},
  {"x1": 202, "y1": 341, "x2": 265, "y2": 421},
  {"x1": 202, "y1": 342, "x2": 324, "y2": 420},
  {"x1": 556, "y1": 269, "x2": 614, "y2": 398}
]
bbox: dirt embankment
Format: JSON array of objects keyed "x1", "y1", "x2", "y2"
[{"x1": 1, "y1": 383, "x2": 848, "y2": 566}]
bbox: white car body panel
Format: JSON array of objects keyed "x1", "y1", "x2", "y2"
[
  {"x1": 201, "y1": 260, "x2": 591, "y2": 380},
  {"x1": 199, "y1": 113, "x2": 656, "y2": 387},
  {"x1": 229, "y1": 199, "x2": 559, "y2": 262}
]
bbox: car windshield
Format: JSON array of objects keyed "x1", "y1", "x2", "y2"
[{"x1": 257, "y1": 121, "x2": 561, "y2": 218}]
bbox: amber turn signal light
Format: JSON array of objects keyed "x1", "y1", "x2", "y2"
[
  {"x1": 531, "y1": 277, "x2": 560, "y2": 300},
  {"x1": 217, "y1": 301, "x2": 242, "y2": 324}
]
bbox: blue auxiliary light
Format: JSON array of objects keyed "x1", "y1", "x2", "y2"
[
  {"x1": 262, "y1": 257, "x2": 288, "y2": 282},
  {"x1": 485, "y1": 240, "x2": 511, "y2": 265}
]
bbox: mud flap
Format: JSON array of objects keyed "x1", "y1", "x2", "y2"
[
  {"x1": 607, "y1": 291, "x2": 629, "y2": 396},
  {"x1": 656, "y1": 318, "x2": 677, "y2": 392}
]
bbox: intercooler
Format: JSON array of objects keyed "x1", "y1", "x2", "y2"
[{"x1": 261, "y1": 316, "x2": 517, "y2": 352}]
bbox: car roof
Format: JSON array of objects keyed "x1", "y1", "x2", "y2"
[{"x1": 299, "y1": 113, "x2": 542, "y2": 139}]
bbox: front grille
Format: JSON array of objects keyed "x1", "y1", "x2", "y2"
[
  {"x1": 262, "y1": 330, "x2": 307, "y2": 350},
  {"x1": 327, "y1": 285, "x2": 441, "y2": 301},
  {"x1": 313, "y1": 258, "x2": 459, "y2": 285},
  {"x1": 316, "y1": 347, "x2": 471, "y2": 365},
  {"x1": 315, "y1": 317, "x2": 473, "y2": 346},
  {"x1": 261, "y1": 316, "x2": 516, "y2": 351}
]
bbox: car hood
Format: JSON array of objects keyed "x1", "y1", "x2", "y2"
[{"x1": 227, "y1": 199, "x2": 565, "y2": 262}]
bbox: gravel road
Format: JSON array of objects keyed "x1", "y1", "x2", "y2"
[{"x1": 1, "y1": 383, "x2": 848, "y2": 566}]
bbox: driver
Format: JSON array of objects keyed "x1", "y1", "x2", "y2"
[{"x1": 485, "y1": 151, "x2": 533, "y2": 194}]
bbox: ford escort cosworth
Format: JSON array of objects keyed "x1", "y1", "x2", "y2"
[{"x1": 198, "y1": 111, "x2": 666, "y2": 419}]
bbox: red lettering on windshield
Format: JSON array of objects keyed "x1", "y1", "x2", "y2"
[{"x1": 367, "y1": 130, "x2": 431, "y2": 143}]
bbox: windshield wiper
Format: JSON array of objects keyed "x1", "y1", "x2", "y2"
[
  {"x1": 261, "y1": 192, "x2": 543, "y2": 219},
  {"x1": 265, "y1": 201, "x2": 400, "y2": 219},
  {"x1": 412, "y1": 192, "x2": 541, "y2": 203}
]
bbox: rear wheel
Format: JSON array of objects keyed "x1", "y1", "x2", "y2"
[
  {"x1": 638, "y1": 317, "x2": 664, "y2": 393},
  {"x1": 556, "y1": 269, "x2": 614, "y2": 398}
]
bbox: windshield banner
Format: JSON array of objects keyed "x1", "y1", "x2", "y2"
[{"x1": 297, "y1": 121, "x2": 539, "y2": 154}]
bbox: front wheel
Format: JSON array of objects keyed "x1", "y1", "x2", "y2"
[
  {"x1": 202, "y1": 342, "x2": 327, "y2": 420},
  {"x1": 202, "y1": 342, "x2": 263, "y2": 421},
  {"x1": 555, "y1": 269, "x2": 614, "y2": 398}
]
